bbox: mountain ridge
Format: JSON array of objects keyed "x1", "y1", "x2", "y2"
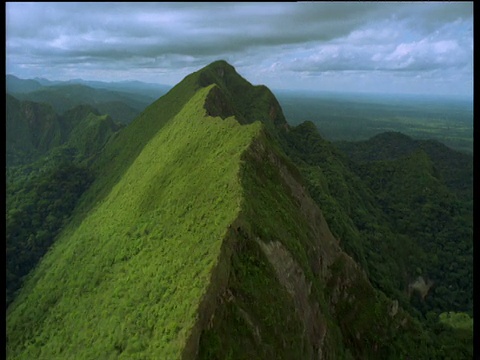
[
  {"x1": 7, "y1": 82, "x2": 263, "y2": 359},
  {"x1": 7, "y1": 73, "x2": 171, "y2": 98},
  {"x1": 6, "y1": 60, "x2": 472, "y2": 359}
]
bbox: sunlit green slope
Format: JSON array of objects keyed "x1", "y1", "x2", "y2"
[{"x1": 6, "y1": 84, "x2": 260, "y2": 359}]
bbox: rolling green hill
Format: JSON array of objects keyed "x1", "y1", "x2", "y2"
[{"x1": 6, "y1": 61, "x2": 472, "y2": 359}]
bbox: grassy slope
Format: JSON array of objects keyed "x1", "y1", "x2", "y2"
[
  {"x1": 6, "y1": 85, "x2": 261, "y2": 359},
  {"x1": 77, "y1": 67, "x2": 206, "y2": 217}
]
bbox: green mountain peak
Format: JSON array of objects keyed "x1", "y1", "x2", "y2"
[
  {"x1": 7, "y1": 62, "x2": 471, "y2": 359},
  {"x1": 193, "y1": 60, "x2": 288, "y2": 129}
]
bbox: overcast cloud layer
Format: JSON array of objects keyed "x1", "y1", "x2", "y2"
[{"x1": 6, "y1": 2, "x2": 473, "y2": 97}]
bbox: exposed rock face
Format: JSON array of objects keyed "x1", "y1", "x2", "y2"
[
  {"x1": 389, "y1": 300, "x2": 399, "y2": 317},
  {"x1": 204, "y1": 85, "x2": 235, "y2": 119},
  {"x1": 257, "y1": 239, "x2": 327, "y2": 360},
  {"x1": 408, "y1": 276, "x2": 434, "y2": 300},
  {"x1": 191, "y1": 128, "x2": 410, "y2": 359},
  {"x1": 257, "y1": 137, "x2": 340, "y2": 277}
]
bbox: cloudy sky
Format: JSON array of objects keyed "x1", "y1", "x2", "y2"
[{"x1": 6, "y1": 2, "x2": 473, "y2": 97}]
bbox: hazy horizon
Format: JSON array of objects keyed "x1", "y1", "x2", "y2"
[
  {"x1": 6, "y1": 3, "x2": 473, "y2": 99},
  {"x1": 7, "y1": 71, "x2": 473, "y2": 103}
]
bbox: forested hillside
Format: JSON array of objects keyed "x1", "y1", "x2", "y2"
[
  {"x1": 6, "y1": 96, "x2": 124, "y2": 308},
  {"x1": 6, "y1": 95, "x2": 123, "y2": 166},
  {"x1": 6, "y1": 61, "x2": 473, "y2": 359},
  {"x1": 336, "y1": 132, "x2": 473, "y2": 316},
  {"x1": 278, "y1": 123, "x2": 473, "y2": 356}
]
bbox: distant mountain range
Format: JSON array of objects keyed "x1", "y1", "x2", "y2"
[
  {"x1": 6, "y1": 74, "x2": 172, "y2": 124},
  {"x1": 7, "y1": 74, "x2": 172, "y2": 98}
]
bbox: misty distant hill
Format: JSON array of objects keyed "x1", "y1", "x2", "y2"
[
  {"x1": 8, "y1": 74, "x2": 171, "y2": 98},
  {"x1": 61, "y1": 79, "x2": 172, "y2": 99},
  {"x1": 6, "y1": 74, "x2": 172, "y2": 124},
  {"x1": 6, "y1": 75, "x2": 43, "y2": 93},
  {"x1": 8, "y1": 82, "x2": 150, "y2": 124}
]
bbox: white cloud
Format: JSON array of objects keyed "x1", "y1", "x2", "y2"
[{"x1": 5, "y1": 2, "x2": 473, "y2": 97}]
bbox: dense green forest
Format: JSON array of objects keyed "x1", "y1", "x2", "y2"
[
  {"x1": 336, "y1": 133, "x2": 473, "y2": 315},
  {"x1": 6, "y1": 61, "x2": 473, "y2": 359},
  {"x1": 6, "y1": 155, "x2": 94, "y2": 307},
  {"x1": 277, "y1": 122, "x2": 473, "y2": 357},
  {"x1": 6, "y1": 95, "x2": 122, "y2": 166},
  {"x1": 278, "y1": 123, "x2": 473, "y2": 314},
  {"x1": 6, "y1": 95, "x2": 124, "y2": 308}
]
